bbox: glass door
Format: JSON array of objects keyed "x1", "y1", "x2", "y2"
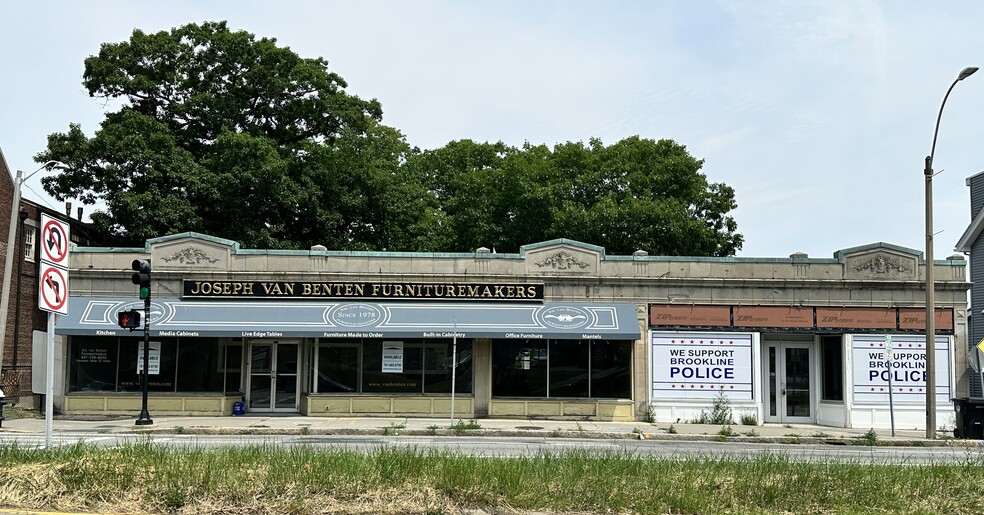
[
  {"x1": 247, "y1": 340, "x2": 300, "y2": 412},
  {"x1": 763, "y1": 342, "x2": 814, "y2": 424}
]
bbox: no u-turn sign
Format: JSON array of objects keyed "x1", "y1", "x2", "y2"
[{"x1": 39, "y1": 214, "x2": 70, "y2": 315}]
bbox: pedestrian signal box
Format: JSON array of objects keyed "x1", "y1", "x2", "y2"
[{"x1": 117, "y1": 309, "x2": 142, "y2": 330}]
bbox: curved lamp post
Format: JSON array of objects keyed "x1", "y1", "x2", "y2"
[
  {"x1": 925, "y1": 66, "x2": 977, "y2": 439},
  {"x1": 0, "y1": 160, "x2": 69, "y2": 382}
]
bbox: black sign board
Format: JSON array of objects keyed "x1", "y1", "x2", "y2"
[{"x1": 183, "y1": 281, "x2": 544, "y2": 302}]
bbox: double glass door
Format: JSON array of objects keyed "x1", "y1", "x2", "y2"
[
  {"x1": 248, "y1": 340, "x2": 300, "y2": 411},
  {"x1": 763, "y1": 342, "x2": 814, "y2": 424}
]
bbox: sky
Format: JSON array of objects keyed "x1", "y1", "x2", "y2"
[{"x1": 2, "y1": 1, "x2": 984, "y2": 259}]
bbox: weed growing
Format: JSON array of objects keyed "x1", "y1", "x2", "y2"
[
  {"x1": 450, "y1": 419, "x2": 481, "y2": 434},
  {"x1": 693, "y1": 390, "x2": 734, "y2": 425},
  {"x1": 855, "y1": 428, "x2": 879, "y2": 446}
]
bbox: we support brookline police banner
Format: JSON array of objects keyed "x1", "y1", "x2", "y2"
[
  {"x1": 851, "y1": 334, "x2": 950, "y2": 404},
  {"x1": 650, "y1": 331, "x2": 754, "y2": 400}
]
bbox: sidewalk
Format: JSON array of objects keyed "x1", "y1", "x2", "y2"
[{"x1": 0, "y1": 412, "x2": 966, "y2": 446}]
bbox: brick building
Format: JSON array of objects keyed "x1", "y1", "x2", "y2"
[{"x1": 0, "y1": 149, "x2": 102, "y2": 408}]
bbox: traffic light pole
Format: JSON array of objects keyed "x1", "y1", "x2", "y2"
[
  {"x1": 135, "y1": 293, "x2": 153, "y2": 425},
  {"x1": 132, "y1": 257, "x2": 154, "y2": 427}
]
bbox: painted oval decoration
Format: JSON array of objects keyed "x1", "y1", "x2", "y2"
[
  {"x1": 117, "y1": 301, "x2": 168, "y2": 325},
  {"x1": 539, "y1": 306, "x2": 590, "y2": 329},
  {"x1": 328, "y1": 303, "x2": 383, "y2": 328}
]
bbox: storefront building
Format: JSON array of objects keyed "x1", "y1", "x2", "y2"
[{"x1": 52, "y1": 233, "x2": 970, "y2": 429}]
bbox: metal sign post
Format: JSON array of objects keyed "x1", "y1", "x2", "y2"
[
  {"x1": 450, "y1": 320, "x2": 458, "y2": 427},
  {"x1": 886, "y1": 335, "x2": 896, "y2": 437},
  {"x1": 38, "y1": 214, "x2": 70, "y2": 449}
]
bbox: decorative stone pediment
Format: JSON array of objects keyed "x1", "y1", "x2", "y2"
[
  {"x1": 836, "y1": 243, "x2": 919, "y2": 280},
  {"x1": 148, "y1": 232, "x2": 235, "y2": 270},
  {"x1": 521, "y1": 239, "x2": 602, "y2": 274}
]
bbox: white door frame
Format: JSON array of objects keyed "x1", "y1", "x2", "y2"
[
  {"x1": 762, "y1": 341, "x2": 815, "y2": 424},
  {"x1": 246, "y1": 339, "x2": 301, "y2": 412}
]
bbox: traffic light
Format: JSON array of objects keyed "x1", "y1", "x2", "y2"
[
  {"x1": 131, "y1": 259, "x2": 151, "y2": 300},
  {"x1": 117, "y1": 309, "x2": 142, "y2": 330}
]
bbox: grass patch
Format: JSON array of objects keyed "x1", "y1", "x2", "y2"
[
  {"x1": 1, "y1": 444, "x2": 983, "y2": 514},
  {"x1": 854, "y1": 428, "x2": 879, "y2": 446},
  {"x1": 644, "y1": 402, "x2": 657, "y2": 423},
  {"x1": 381, "y1": 422, "x2": 406, "y2": 436},
  {"x1": 0, "y1": 406, "x2": 41, "y2": 419},
  {"x1": 449, "y1": 419, "x2": 481, "y2": 434}
]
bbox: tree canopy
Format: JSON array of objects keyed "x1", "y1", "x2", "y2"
[
  {"x1": 402, "y1": 137, "x2": 742, "y2": 256},
  {"x1": 39, "y1": 21, "x2": 743, "y2": 256}
]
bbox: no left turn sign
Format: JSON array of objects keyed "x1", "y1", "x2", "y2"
[
  {"x1": 39, "y1": 214, "x2": 70, "y2": 315},
  {"x1": 39, "y1": 265, "x2": 68, "y2": 314}
]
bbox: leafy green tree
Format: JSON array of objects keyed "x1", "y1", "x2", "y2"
[
  {"x1": 37, "y1": 22, "x2": 741, "y2": 256},
  {"x1": 546, "y1": 137, "x2": 743, "y2": 256},
  {"x1": 406, "y1": 136, "x2": 742, "y2": 256},
  {"x1": 37, "y1": 21, "x2": 394, "y2": 248},
  {"x1": 402, "y1": 140, "x2": 515, "y2": 251}
]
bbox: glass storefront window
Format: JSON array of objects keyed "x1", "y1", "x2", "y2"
[
  {"x1": 316, "y1": 339, "x2": 473, "y2": 394},
  {"x1": 69, "y1": 338, "x2": 119, "y2": 391},
  {"x1": 821, "y1": 335, "x2": 844, "y2": 402},
  {"x1": 591, "y1": 340, "x2": 632, "y2": 399},
  {"x1": 176, "y1": 338, "x2": 223, "y2": 392},
  {"x1": 317, "y1": 344, "x2": 359, "y2": 392},
  {"x1": 117, "y1": 338, "x2": 177, "y2": 392},
  {"x1": 491, "y1": 340, "x2": 548, "y2": 397},
  {"x1": 549, "y1": 340, "x2": 590, "y2": 397},
  {"x1": 492, "y1": 338, "x2": 631, "y2": 399},
  {"x1": 222, "y1": 343, "x2": 243, "y2": 393},
  {"x1": 362, "y1": 340, "x2": 423, "y2": 393},
  {"x1": 68, "y1": 336, "x2": 242, "y2": 394},
  {"x1": 424, "y1": 342, "x2": 473, "y2": 394}
]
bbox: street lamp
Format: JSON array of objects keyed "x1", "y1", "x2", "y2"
[
  {"x1": 925, "y1": 66, "x2": 977, "y2": 439},
  {"x1": 0, "y1": 160, "x2": 69, "y2": 381}
]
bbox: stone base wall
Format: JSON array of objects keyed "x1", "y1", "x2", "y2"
[
  {"x1": 489, "y1": 399, "x2": 635, "y2": 421},
  {"x1": 303, "y1": 395, "x2": 474, "y2": 417},
  {"x1": 64, "y1": 394, "x2": 240, "y2": 416}
]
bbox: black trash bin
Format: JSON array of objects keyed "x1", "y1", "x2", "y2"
[{"x1": 952, "y1": 397, "x2": 984, "y2": 439}]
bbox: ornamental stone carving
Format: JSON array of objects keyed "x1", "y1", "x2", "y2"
[
  {"x1": 535, "y1": 251, "x2": 591, "y2": 270},
  {"x1": 852, "y1": 255, "x2": 909, "y2": 274},
  {"x1": 844, "y1": 251, "x2": 917, "y2": 280},
  {"x1": 161, "y1": 246, "x2": 220, "y2": 265}
]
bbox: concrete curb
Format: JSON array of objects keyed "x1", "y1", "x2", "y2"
[{"x1": 110, "y1": 426, "x2": 984, "y2": 447}]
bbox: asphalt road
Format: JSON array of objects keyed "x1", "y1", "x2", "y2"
[{"x1": 2, "y1": 432, "x2": 982, "y2": 465}]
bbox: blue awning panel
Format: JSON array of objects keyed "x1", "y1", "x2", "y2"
[{"x1": 56, "y1": 297, "x2": 641, "y2": 340}]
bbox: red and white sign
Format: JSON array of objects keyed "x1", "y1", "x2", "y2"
[
  {"x1": 41, "y1": 216, "x2": 70, "y2": 265},
  {"x1": 39, "y1": 214, "x2": 70, "y2": 315},
  {"x1": 39, "y1": 266, "x2": 68, "y2": 314}
]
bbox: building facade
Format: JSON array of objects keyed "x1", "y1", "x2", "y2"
[
  {"x1": 956, "y1": 170, "x2": 984, "y2": 398},
  {"x1": 52, "y1": 232, "x2": 969, "y2": 430},
  {"x1": 0, "y1": 150, "x2": 102, "y2": 408}
]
